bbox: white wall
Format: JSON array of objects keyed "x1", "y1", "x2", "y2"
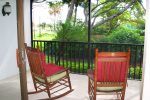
[
  {"x1": 0, "y1": 0, "x2": 31, "y2": 80},
  {"x1": 0, "y1": 0, "x2": 18, "y2": 80}
]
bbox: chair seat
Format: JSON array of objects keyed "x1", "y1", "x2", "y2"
[
  {"x1": 43, "y1": 64, "x2": 65, "y2": 76},
  {"x1": 35, "y1": 71, "x2": 67, "y2": 83},
  {"x1": 96, "y1": 86, "x2": 123, "y2": 92}
]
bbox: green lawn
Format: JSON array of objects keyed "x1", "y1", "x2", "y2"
[{"x1": 33, "y1": 32, "x2": 57, "y2": 40}]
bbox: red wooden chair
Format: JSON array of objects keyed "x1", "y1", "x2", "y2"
[
  {"x1": 87, "y1": 48, "x2": 130, "y2": 100},
  {"x1": 24, "y1": 43, "x2": 73, "y2": 99}
]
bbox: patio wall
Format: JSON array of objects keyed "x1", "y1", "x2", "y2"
[{"x1": 0, "y1": 0, "x2": 31, "y2": 80}]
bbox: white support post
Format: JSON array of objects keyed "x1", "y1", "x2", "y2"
[{"x1": 141, "y1": 0, "x2": 150, "y2": 100}]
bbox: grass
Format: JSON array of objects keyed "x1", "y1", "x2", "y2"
[{"x1": 33, "y1": 32, "x2": 57, "y2": 40}]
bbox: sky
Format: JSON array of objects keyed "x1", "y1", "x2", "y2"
[{"x1": 32, "y1": 0, "x2": 146, "y2": 25}]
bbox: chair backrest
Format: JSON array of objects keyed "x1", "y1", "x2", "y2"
[
  {"x1": 24, "y1": 43, "x2": 46, "y2": 78},
  {"x1": 27, "y1": 48, "x2": 46, "y2": 78},
  {"x1": 95, "y1": 49, "x2": 130, "y2": 82},
  {"x1": 24, "y1": 43, "x2": 39, "y2": 54}
]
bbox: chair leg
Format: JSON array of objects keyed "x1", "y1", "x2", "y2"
[
  {"x1": 68, "y1": 76, "x2": 72, "y2": 90},
  {"x1": 45, "y1": 85, "x2": 51, "y2": 98},
  {"x1": 33, "y1": 79, "x2": 38, "y2": 92},
  {"x1": 116, "y1": 92, "x2": 121, "y2": 99},
  {"x1": 121, "y1": 91, "x2": 125, "y2": 100},
  {"x1": 88, "y1": 79, "x2": 92, "y2": 100},
  {"x1": 93, "y1": 81, "x2": 97, "y2": 100},
  {"x1": 88, "y1": 78, "x2": 90, "y2": 94},
  {"x1": 89, "y1": 79, "x2": 96, "y2": 100},
  {"x1": 93, "y1": 92, "x2": 96, "y2": 100},
  {"x1": 67, "y1": 71, "x2": 72, "y2": 90}
]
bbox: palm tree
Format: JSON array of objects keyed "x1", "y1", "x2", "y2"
[{"x1": 48, "y1": 1, "x2": 62, "y2": 31}]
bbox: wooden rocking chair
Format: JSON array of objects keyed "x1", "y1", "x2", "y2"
[
  {"x1": 24, "y1": 43, "x2": 73, "y2": 99},
  {"x1": 87, "y1": 48, "x2": 130, "y2": 100}
]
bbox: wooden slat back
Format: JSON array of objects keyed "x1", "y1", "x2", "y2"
[
  {"x1": 28, "y1": 51, "x2": 45, "y2": 78},
  {"x1": 95, "y1": 49, "x2": 130, "y2": 82},
  {"x1": 24, "y1": 43, "x2": 45, "y2": 78}
]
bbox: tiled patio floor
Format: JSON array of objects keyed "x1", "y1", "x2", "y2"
[{"x1": 0, "y1": 71, "x2": 141, "y2": 100}]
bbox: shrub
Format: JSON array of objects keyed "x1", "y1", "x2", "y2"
[
  {"x1": 129, "y1": 66, "x2": 142, "y2": 79},
  {"x1": 107, "y1": 26, "x2": 144, "y2": 44},
  {"x1": 55, "y1": 20, "x2": 88, "y2": 42}
]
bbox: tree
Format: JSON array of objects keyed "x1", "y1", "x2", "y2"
[
  {"x1": 91, "y1": 0, "x2": 135, "y2": 27},
  {"x1": 48, "y1": 0, "x2": 145, "y2": 42},
  {"x1": 62, "y1": 0, "x2": 145, "y2": 28},
  {"x1": 48, "y1": 1, "x2": 62, "y2": 31},
  {"x1": 39, "y1": 22, "x2": 46, "y2": 30},
  {"x1": 92, "y1": 0, "x2": 145, "y2": 35},
  {"x1": 55, "y1": 20, "x2": 87, "y2": 41},
  {"x1": 63, "y1": 0, "x2": 75, "y2": 21},
  {"x1": 62, "y1": 0, "x2": 84, "y2": 23}
]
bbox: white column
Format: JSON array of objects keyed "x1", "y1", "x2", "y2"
[
  {"x1": 24, "y1": 0, "x2": 31, "y2": 45},
  {"x1": 141, "y1": 0, "x2": 150, "y2": 99}
]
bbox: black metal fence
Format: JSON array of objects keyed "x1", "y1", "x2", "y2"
[{"x1": 32, "y1": 40, "x2": 144, "y2": 80}]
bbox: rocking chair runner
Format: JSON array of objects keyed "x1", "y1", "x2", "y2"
[
  {"x1": 87, "y1": 48, "x2": 130, "y2": 100},
  {"x1": 24, "y1": 43, "x2": 73, "y2": 99}
]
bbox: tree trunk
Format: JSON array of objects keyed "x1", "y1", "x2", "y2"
[
  {"x1": 84, "y1": 7, "x2": 88, "y2": 26},
  {"x1": 74, "y1": 2, "x2": 78, "y2": 26},
  {"x1": 66, "y1": 0, "x2": 75, "y2": 21}
]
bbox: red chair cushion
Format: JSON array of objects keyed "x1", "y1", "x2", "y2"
[
  {"x1": 39, "y1": 52, "x2": 65, "y2": 76},
  {"x1": 43, "y1": 64, "x2": 65, "y2": 76}
]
